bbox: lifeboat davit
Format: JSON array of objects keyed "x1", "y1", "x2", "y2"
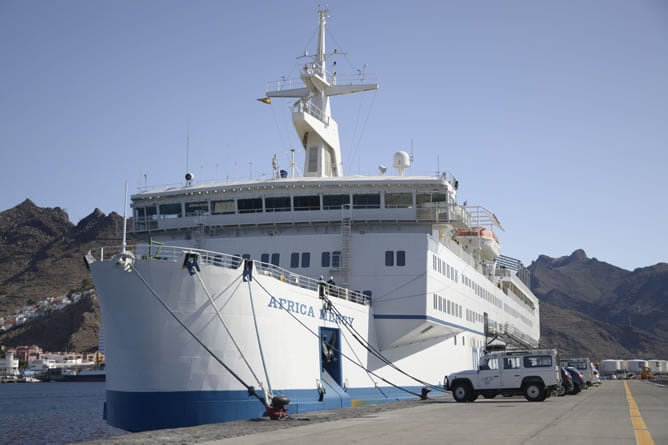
[{"x1": 455, "y1": 227, "x2": 500, "y2": 261}]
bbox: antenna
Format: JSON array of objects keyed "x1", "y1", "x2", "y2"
[
  {"x1": 121, "y1": 181, "x2": 128, "y2": 254},
  {"x1": 185, "y1": 121, "x2": 190, "y2": 174}
]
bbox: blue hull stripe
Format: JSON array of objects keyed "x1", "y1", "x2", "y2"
[{"x1": 105, "y1": 385, "x2": 424, "y2": 432}]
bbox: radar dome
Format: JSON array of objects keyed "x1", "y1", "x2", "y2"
[
  {"x1": 393, "y1": 151, "x2": 410, "y2": 169},
  {"x1": 393, "y1": 151, "x2": 410, "y2": 175}
]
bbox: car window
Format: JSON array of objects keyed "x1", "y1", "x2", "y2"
[{"x1": 523, "y1": 355, "x2": 552, "y2": 368}]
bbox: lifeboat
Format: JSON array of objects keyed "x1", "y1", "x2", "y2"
[{"x1": 455, "y1": 227, "x2": 500, "y2": 261}]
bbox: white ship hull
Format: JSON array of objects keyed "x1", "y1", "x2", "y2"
[{"x1": 90, "y1": 244, "x2": 487, "y2": 431}]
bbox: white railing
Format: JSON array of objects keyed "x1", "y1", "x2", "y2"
[{"x1": 92, "y1": 244, "x2": 370, "y2": 306}]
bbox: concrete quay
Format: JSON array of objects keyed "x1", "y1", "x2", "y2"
[{"x1": 77, "y1": 380, "x2": 667, "y2": 445}]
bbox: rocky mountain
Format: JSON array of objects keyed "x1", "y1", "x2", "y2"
[
  {"x1": 529, "y1": 249, "x2": 668, "y2": 359},
  {"x1": 0, "y1": 200, "x2": 666, "y2": 362},
  {"x1": 0, "y1": 199, "x2": 127, "y2": 352}
]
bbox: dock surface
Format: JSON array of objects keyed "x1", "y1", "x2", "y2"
[{"x1": 78, "y1": 380, "x2": 667, "y2": 445}]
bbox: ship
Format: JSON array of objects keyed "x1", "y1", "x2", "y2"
[{"x1": 85, "y1": 9, "x2": 541, "y2": 432}]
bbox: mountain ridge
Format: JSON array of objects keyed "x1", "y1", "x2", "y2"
[{"x1": 0, "y1": 200, "x2": 665, "y2": 360}]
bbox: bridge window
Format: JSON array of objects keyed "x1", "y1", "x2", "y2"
[
  {"x1": 293, "y1": 195, "x2": 320, "y2": 211},
  {"x1": 159, "y1": 203, "x2": 182, "y2": 218},
  {"x1": 416, "y1": 192, "x2": 447, "y2": 208},
  {"x1": 385, "y1": 192, "x2": 413, "y2": 208},
  {"x1": 238, "y1": 198, "x2": 263, "y2": 213},
  {"x1": 211, "y1": 199, "x2": 235, "y2": 215},
  {"x1": 353, "y1": 193, "x2": 380, "y2": 209},
  {"x1": 323, "y1": 194, "x2": 350, "y2": 210},
  {"x1": 265, "y1": 196, "x2": 291, "y2": 212},
  {"x1": 185, "y1": 201, "x2": 209, "y2": 217}
]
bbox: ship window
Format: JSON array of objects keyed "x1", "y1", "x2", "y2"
[
  {"x1": 185, "y1": 201, "x2": 209, "y2": 217},
  {"x1": 290, "y1": 252, "x2": 310, "y2": 268},
  {"x1": 211, "y1": 199, "x2": 235, "y2": 215},
  {"x1": 385, "y1": 250, "x2": 394, "y2": 266},
  {"x1": 385, "y1": 192, "x2": 413, "y2": 208},
  {"x1": 322, "y1": 252, "x2": 330, "y2": 267},
  {"x1": 332, "y1": 251, "x2": 340, "y2": 267},
  {"x1": 265, "y1": 196, "x2": 291, "y2": 212},
  {"x1": 416, "y1": 192, "x2": 447, "y2": 208},
  {"x1": 397, "y1": 250, "x2": 405, "y2": 266},
  {"x1": 238, "y1": 198, "x2": 263, "y2": 213},
  {"x1": 261, "y1": 253, "x2": 280, "y2": 266},
  {"x1": 293, "y1": 195, "x2": 320, "y2": 211},
  {"x1": 353, "y1": 193, "x2": 380, "y2": 209},
  {"x1": 134, "y1": 206, "x2": 157, "y2": 230},
  {"x1": 307, "y1": 147, "x2": 318, "y2": 173},
  {"x1": 159, "y1": 203, "x2": 182, "y2": 218},
  {"x1": 323, "y1": 194, "x2": 350, "y2": 210}
]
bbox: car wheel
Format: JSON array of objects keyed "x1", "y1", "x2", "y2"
[
  {"x1": 524, "y1": 382, "x2": 546, "y2": 402},
  {"x1": 452, "y1": 383, "x2": 472, "y2": 403},
  {"x1": 557, "y1": 384, "x2": 567, "y2": 397}
]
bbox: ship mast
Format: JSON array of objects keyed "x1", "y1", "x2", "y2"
[{"x1": 266, "y1": 9, "x2": 378, "y2": 177}]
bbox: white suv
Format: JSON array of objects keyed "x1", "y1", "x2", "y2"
[{"x1": 444, "y1": 349, "x2": 562, "y2": 402}]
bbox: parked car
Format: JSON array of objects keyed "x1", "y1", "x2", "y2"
[
  {"x1": 564, "y1": 366, "x2": 584, "y2": 394},
  {"x1": 591, "y1": 365, "x2": 602, "y2": 385},
  {"x1": 558, "y1": 367, "x2": 575, "y2": 396},
  {"x1": 560, "y1": 357, "x2": 594, "y2": 387}
]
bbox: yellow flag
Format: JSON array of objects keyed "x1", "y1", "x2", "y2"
[{"x1": 257, "y1": 97, "x2": 271, "y2": 104}]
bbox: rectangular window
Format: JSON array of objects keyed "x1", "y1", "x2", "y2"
[
  {"x1": 416, "y1": 192, "x2": 447, "y2": 208},
  {"x1": 265, "y1": 196, "x2": 291, "y2": 212},
  {"x1": 433, "y1": 293, "x2": 437, "y2": 309},
  {"x1": 261, "y1": 253, "x2": 270, "y2": 263},
  {"x1": 321, "y1": 252, "x2": 331, "y2": 267},
  {"x1": 301, "y1": 252, "x2": 310, "y2": 267},
  {"x1": 159, "y1": 203, "x2": 182, "y2": 218},
  {"x1": 385, "y1": 192, "x2": 413, "y2": 208},
  {"x1": 211, "y1": 199, "x2": 235, "y2": 215},
  {"x1": 396, "y1": 250, "x2": 405, "y2": 266},
  {"x1": 237, "y1": 198, "x2": 263, "y2": 213},
  {"x1": 307, "y1": 147, "x2": 318, "y2": 173},
  {"x1": 353, "y1": 193, "x2": 380, "y2": 209},
  {"x1": 291, "y1": 252, "x2": 299, "y2": 268},
  {"x1": 438, "y1": 296, "x2": 442, "y2": 311},
  {"x1": 323, "y1": 194, "x2": 350, "y2": 210},
  {"x1": 332, "y1": 251, "x2": 341, "y2": 267},
  {"x1": 385, "y1": 250, "x2": 394, "y2": 266},
  {"x1": 185, "y1": 201, "x2": 209, "y2": 217},
  {"x1": 524, "y1": 356, "x2": 553, "y2": 368},
  {"x1": 293, "y1": 195, "x2": 320, "y2": 211},
  {"x1": 271, "y1": 253, "x2": 280, "y2": 266}
]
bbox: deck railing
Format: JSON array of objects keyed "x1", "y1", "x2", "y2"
[{"x1": 92, "y1": 244, "x2": 370, "y2": 306}]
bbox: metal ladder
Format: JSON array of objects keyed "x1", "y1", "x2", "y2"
[{"x1": 340, "y1": 204, "x2": 352, "y2": 287}]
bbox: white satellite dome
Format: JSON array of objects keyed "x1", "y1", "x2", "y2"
[{"x1": 393, "y1": 151, "x2": 410, "y2": 175}]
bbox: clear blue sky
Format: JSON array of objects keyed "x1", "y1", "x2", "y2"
[{"x1": 2, "y1": 0, "x2": 666, "y2": 271}]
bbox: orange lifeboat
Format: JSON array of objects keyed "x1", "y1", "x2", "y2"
[{"x1": 455, "y1": 227, "x2": 500, "y2": 261}]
